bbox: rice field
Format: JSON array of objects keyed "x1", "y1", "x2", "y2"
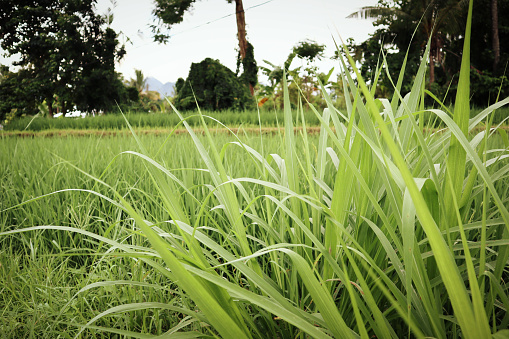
[
  {"x1": 2, "y1": 5, "x2": 509, "y2": 338},
  {"x1": 2, "y1": 109, "x2": 324, "y2": 132},
  {"x1": 3, "y1": 102, "x2": 508, "y2": 134}
]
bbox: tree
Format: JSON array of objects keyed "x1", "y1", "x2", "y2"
[
  {"x1": 0, "y1": 0, "x2": 126, "y2": 116},
  {"x1": 348, "y1": 0, "x2": 467, "y2": 84},
  {"x1": 349, "y1": 0, "x2": 509, "y2": 105},
  {"x1": 492, "y1": 0, "x2": 500, "y2": 71},
  {"x1": 125, "y1": 69, "x2": 165, "y2": 112},
  {"x1": 74, "y1": 27, "x2": 127, "y2": 112},
  {"x1": 152, "y1": 0, "x2": 257, "y2": 94},
  {"x1": 174, "y1": 58, "x2": 253, "y2": 111},
  {"x1": 293, "y1": 39, "x2": 325, "y2": 63},
  {"x1": 236, "y1": 41, "x2": 257, "y2": 95},
  {"x1": 258, "y1": 40, "x2": 331, "y2": 110},
  {"x1": 130, "y1": 69, "x2": 148, "y2": 93},
  {"x1": 282, "y1": 40, "x2": 327, "y2": 104},
  {"x1": 0, "y1": 67, "x2": 39, "y2": 121},
  {"x1": 0, "y1": 64, "x2": 7, "y2": 84},
  {"x1": 467, "y1": 0, "x2": 509, "y2": 104},
  {"x1": 469, "y1": 0, "x2": 508, "y2": 75}
]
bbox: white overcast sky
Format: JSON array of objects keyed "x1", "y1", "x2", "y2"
[{"x1": 1, "y1": 0, "x2": 379, "y2": 83}]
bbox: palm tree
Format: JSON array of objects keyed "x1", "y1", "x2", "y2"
[
  {"x1": 348, "y1": 0, "x2": 468, "y2": 84},
  {"x1": 130, "y1": 69, "x2": 147, "y2": 94}
]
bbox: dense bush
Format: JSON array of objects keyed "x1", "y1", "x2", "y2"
[{"x1": 175, "y1": 58, "x2": 254, "y2": 111}]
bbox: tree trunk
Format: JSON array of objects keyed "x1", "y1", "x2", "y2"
[
  {"x1": 429, "y1": 53, "x2": 435, "y2": 84},
  {"x1": 429, "y1": 34, "x2": 438, "y2": 84},
  {"x1": 492, "y1": 0, "x2": 500, "y2": 72},
  {"x1": 234, "y1": 0, "x2": 254, "y2": 95},
  {"x1": 235, "y1": 0, "x2": 248, "y2": 60},
  {"x1": 47, "y1": 97, "x2": 54, "y2": 118}
]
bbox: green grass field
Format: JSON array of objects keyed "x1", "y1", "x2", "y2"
[{"x1": 2, "y1": 5, "x2": 509, "y2": 337}]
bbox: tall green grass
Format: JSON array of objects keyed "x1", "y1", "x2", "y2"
[
  {"x1": 1, "y1": 134, "x2": 285, "y2": 337},
  {"x1": 2, "y1": 2, "x2": 509, "y2": 337}
]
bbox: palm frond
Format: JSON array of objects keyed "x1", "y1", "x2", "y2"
[{"x1": 347, "y1": 6, "x2": 413, "y2": 20}]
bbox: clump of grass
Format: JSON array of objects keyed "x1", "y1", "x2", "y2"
[{"x1": 2, "y1": 0, "x2": 509, "y2": 337}]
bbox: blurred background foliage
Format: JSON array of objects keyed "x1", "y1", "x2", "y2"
[{"x1": 1, "y1": 0, "x2": 508, "y2": 128}]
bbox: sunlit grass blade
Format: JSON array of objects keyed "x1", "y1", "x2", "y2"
[{"x1": 442, "y1": 0, "x2": 473, "y2": 228}]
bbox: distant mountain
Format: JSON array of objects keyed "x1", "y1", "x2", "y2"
[{"x1": 145, "y1": 77, "x2": 175, "y2": 98}]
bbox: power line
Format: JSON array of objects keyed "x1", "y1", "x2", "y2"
[
  {"x1": 165, "y1": 0, "x2": 276, "y2": 38},
  {"x1": 129, "y1": 0, "x2": 276, "y2": 51}
]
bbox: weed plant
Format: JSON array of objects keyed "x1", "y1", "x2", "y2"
[{"x1": 2, "y1": 2, "x2": 509, "y2": 337}]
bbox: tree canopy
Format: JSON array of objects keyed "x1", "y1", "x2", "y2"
[
  {"x1": 348, "y1": 0, "x2": 509, "y2": 105},
  {"x1": 0, "y1": 0, "x2": 126, "y2": 117},
  {"x1": 293, "y1": 39, "x2": 325, "y2": 63},
  {"x1": 0, "y1": 66, "x2": 39, "y2": 122},
  {"x1": 174, "y1": 58, "x2": 254, "y2": 111}
]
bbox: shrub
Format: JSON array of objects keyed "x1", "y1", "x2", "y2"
[{"x1": 175, "y1": 58, "x2": 254, "y2": 111}]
